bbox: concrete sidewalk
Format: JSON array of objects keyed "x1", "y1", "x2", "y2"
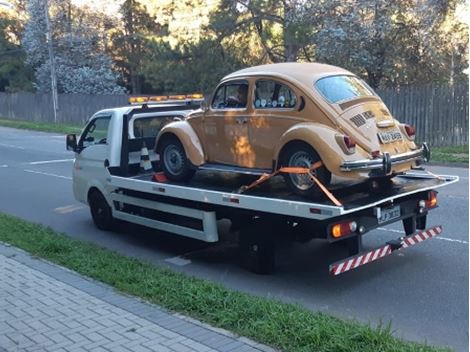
[{"x1": 0, "y1": 244, "x2": 275, "y2": 352}]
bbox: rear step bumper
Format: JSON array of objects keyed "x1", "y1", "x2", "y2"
[{"x1": 329, "y1": 225, "x2": 442, "y2": 276}]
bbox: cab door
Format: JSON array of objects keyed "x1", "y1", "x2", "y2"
[
  {"x1": 203, "y1": 80, "x2": 255, "y2": 167},
  {"x1": 73, "y1": 115, "x2": 111, "y2": 203}
]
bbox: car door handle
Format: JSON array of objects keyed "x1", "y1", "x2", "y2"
[{"x1": 236, "y1": 117, "x2": 248, "y2": 124}]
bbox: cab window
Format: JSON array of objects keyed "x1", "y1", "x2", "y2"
[
  {"x1": 79, "y1": 116, "x2": 111, "y2": 148},
  {"x1": 254, "y1": 80, "x2": 297, "y2": 109},
  {"x1": 211, "y1": 81, "x2": 249, "y2": 109}
]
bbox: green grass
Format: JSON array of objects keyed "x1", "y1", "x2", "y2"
[
  {"x1": 0, "y1": 118, "x2": 82, "y2": 135},
  {"x1": 432, "y1": 145, "x2": 468, "y2": 164},
  {"x1": 0, "y1": 213, "x2": 448, "y2": 352}
]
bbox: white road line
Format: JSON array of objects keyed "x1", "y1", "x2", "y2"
[
  {"x1": 53, "y1": 204, "x2": 85, "y2": 214},
  {"x1": 377, "y1": 227, "x2": 469, "y2": 245},
  {"x1": 164, "y1": 256, "x2": 192, "y2": 266},
  {"x1": 0, "y1": 165, "x2": 7, "y2": 168},
  {"x1": 23, "y1": 169, "x2": 72, "y2": 180},
  {"x1": 29, "y1": 159, "x2": 73, "y2": 165},
  {"x1": 0, "y1": 143, "x2": 24, "y2": 150}
]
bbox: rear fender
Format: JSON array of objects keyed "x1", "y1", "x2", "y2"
[
  {"x1": 274, "y1": 123, "x2": 369, "y2": 176},
  {"x1": 155, "y1": 121, "x2": 205, "y2": 166}
]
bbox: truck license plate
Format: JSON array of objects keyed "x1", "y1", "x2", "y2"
[
  {"x1": 378, "y1": 129, "x2": 402, "y2": 144},
  {"x1": 378, "y1": 205, "x2": 401, "y2": 224}
]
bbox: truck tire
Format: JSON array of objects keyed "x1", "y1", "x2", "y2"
[
  {"x1": 159, "y1": 136, "x2": 195, "y2": 182},
  {"x1": 280, "y1": 143, "x2": 331, "y2": 199},
  {"x1": 238, "y1": 218, "x2": 276, "y2": 275},
  {"x1": 89, "y1": 190, "x2": 115, "y2": 231}
]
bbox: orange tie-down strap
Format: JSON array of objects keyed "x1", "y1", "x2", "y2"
[{"x1": 237, "y1": 161, "x2": 342, "y2": 206}]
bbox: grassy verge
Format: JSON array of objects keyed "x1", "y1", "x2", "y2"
[
  {"x1": 0, "y1": 118, "x2": 82, "y2": 135},
  {"x1": 432, "y1": 145, "x2": 468, "y2": 164},
  {"x1": 0, "y1": 213, "x2": 447, "y2": 352}
]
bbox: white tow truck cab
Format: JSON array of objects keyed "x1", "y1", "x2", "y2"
[{"x1": 66, "y1": 97, "x2": 458, "y2": 275}]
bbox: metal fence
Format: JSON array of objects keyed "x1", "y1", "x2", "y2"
[{"x1": 0, "y1": 84, "x2": 468, "y2": 146}]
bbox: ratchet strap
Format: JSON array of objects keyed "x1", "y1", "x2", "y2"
[{"x1": 237, "y1": 161, "x2": 342, "y2": 206}]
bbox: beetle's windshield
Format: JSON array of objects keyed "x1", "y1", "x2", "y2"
[{"x1": 315, "y1": 75, "x2": 375, "y2": 104}]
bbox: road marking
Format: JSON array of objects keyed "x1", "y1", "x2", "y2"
[
  {"x1": 0, "y1": 143, "x2": 24, "y2": 150},
  {"x1": 53, "y1": 204, "x2": 85, "y2": 214},
  {"x1": 23, "y1": 169, "x2": 72, "y2": 180},
  {"x1": 0, "y1": 164, "x2": 7, "y2": 168},
  {"x1": 377, "y1": 227, "x2": 468, "y2": 244},
  {"x1": 29, "y1": 159, "x2": 73, "y2": 165},
  {"x1": 164, "y1": 256, "x2": 192, "y2": 266}
]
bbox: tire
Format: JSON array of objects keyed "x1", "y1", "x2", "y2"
[
  {"x1": 159, "y1": 136, "x2": 195, "y2": 182},
  {"x1": 280, "y1": 142, "x2": 331, "y2": 199},
  {"x1": 238, "y1": 218, "x2": 276, "y2": 275},
  {"x1": 89, "y1": 190, "x2": 114, "y2": 231}
]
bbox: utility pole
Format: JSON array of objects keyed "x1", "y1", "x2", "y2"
[{"x1": 44, "y1": 0, "x2": 59, "y2": 123}]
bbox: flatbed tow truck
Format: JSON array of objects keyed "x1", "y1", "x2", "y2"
[{"x1": 66, "y1": 98, "x2": 459, "y2": 275}]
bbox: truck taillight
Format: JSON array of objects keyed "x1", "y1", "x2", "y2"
[
  {"x1": 418, "y1": 191, "x2": 438, "y2": 211},
  {"x1": 331, "y1": 221, "x2": 357, "y2": 238},
  {"x1": 404, "y1": 124, "x2": 416, "y2": 140}
]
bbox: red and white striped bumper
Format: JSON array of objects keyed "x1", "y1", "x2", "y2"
[{"x1": 329, "y1": 225, "x2": 443, "y2": 276}]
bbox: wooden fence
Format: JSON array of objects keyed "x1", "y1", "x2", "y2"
[
  {"x1": 0, "y1": 84, "x2": 468, "y2": 146},
  {"x1": 376, "y1": 84, "x2": 468, "y2": 147}
]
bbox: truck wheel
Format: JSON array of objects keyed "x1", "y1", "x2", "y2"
[
  {"x1": 159, "y1": 136, "x2": 195, "y2": 182},
  {"x1": 89, "y1": 190, "x2": 115, "y2": 231},
  {"x1": 280, "y1": 143, "x2": 331, "y2": 199},
  {"x1": 238, "y1": 218, "x2": 276, "y2": 275}
]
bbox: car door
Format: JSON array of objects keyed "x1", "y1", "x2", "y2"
[
  {"x1": 73, "y1": 115, "x2": 111, "y2": 203},
  {"x1": 249, "y1": 79, "x2": 301, "y2": 169},
  {"x1": 203, "y1": 80, "x2": 255, "y2": 167}
]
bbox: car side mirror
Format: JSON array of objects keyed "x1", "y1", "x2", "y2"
[{"x1": 66, "y1": 134, "x2": 78, "y2": 152}]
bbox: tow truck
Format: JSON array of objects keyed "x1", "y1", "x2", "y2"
[{"x1": 66, "y1": 96, "x2": 458, "y2": 275}]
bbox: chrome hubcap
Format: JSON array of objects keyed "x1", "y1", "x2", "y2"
[
  {"x1": 163, "y1": 145, "x2": 184, "y2": 175},
  {"x1": 288, "y1": 151, "x2": 316, "y2": 190}
]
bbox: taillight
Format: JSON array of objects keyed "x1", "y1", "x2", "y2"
[
  {"x1": 371, "y1": 150, "x2": 381, "y2": 159},
  {"x1": 418, "y1": 191, "x2": 438, "y2": 212},
  {"x1": 343, "y1": 135, "x2": 356, "y2": 149},
  {"x1": 404, "y1": 124, "x2": 416, "y2": 140},
  {"x1": 331, "y1": 221, "x2": 357, "y2": 238}
]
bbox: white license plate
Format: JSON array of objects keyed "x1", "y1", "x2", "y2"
[
  {"x1": 378, "y1": 129, "x2": 402, "y2": 144},
  {"x1": 378, "y1": 205, "x2": 401, "y2": 224}
]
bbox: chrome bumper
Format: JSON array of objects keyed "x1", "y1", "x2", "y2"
[{"x1": 340, "y1": 143, "x2": 430, "y2": 174}]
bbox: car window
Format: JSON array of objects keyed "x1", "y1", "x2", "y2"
[
  {"x1": 80, "y1": 116, "x2": 111, "y2": 148},
  {"x1": 133, "y1": 115, "x2": 182, "y2": 138},
  {"x1": 212, "y1": 81, "x2": 249, "y2": 109},
  {"x1": 315, "y1": 75, "x2": 375, "y2": 104},
  {"x1": 254, "y1": 80, "x2": 297, "y2": 109}
]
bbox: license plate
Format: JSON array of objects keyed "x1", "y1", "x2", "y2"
[
  {"x1": 378, "y1": 205, "x2": 401, "y2": 224},
  {"x1": 378, "y1": 129, "x2": 402, "y2": 144}
]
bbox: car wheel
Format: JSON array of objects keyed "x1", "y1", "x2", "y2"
[
  {"x1": 159, "y1": 136, "x2": 195, "y2": 182},
  {"x1": 89, "y1": 190, "x2": 114, "y2": 231},
  {"x1": 280, "y1": 143, "x2": 331, "y2": 198}
]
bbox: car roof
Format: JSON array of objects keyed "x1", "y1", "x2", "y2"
[{"x1": 223, "y1": 62, "x2": 353, "y2": 87}]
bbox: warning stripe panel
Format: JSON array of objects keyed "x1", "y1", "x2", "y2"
[{"x1": 330, "y1": 225, "x2": 442, "y2": 276}]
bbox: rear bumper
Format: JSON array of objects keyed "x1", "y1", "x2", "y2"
[
  {"x1": 340, "y1": 143, "x2": 430, "y2": 174},
  {"x1": 330, "y1": 225, "x2": 442, "y2": 276}
]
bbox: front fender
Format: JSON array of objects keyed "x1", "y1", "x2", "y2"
[
  {"x1": 275, "y1": 123, "x2": 369, "y2": 176},
  {"x1": 155, "y1": 121, "x2": 205, "y2": 166}
]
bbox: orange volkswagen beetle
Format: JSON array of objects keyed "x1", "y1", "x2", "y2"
[{"x1": 155, "y1": 63, "x2": 429, "y2": 198}]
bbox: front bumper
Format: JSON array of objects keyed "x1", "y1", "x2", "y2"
[{"x1": 340, "y1": 143, "x2": 430, "y2": 174}]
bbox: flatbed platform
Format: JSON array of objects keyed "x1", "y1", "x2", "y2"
[{"x1": 109, "y1": 170, "x2": 458, "y2": 220}]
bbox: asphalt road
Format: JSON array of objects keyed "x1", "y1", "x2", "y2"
[{"x1": 0, "y1": 126, "x2": 468, "y2": 351}]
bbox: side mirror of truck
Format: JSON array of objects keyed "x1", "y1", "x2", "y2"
[{"x1": 66, "y1": 134, "x2": 78, "y2": 152}]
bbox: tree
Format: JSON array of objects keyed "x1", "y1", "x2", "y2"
[
  {"x1": 0, "y1": 8, "x2": 33, "y2": 91},
  {"x1": 22, "y1": 0, "x2": 125, "y2": 94},
  {"x1": 110, "y1": 0, "x2": 161, "y2": 94}
]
